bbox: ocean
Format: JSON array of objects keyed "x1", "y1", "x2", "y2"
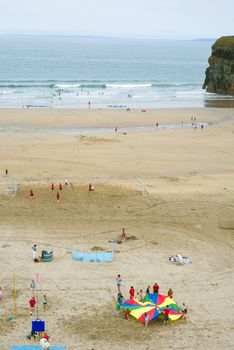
[{"x1": 0, "y1": 35, "x2": 233, "y2": 109}]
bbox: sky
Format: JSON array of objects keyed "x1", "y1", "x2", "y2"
[{"x1": 0, "y1": 0, "x2": 233, "y2": 39}]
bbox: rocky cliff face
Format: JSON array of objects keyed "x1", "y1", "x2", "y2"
[{"x1": 203, "y1": 36, "x2": 234, "y2": 96}]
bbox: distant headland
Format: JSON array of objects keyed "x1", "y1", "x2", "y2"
[{"x1": 203, "y1": 36, "x2": 234, "y2": 96}]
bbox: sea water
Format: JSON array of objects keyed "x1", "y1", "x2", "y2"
[{"x1": 0, "y1": 35, "x2": 232, "y2": 109}]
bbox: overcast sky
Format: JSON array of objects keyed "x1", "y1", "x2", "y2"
[{"x1": 0, "y1": 0, "x2": 233, "y2": 39}]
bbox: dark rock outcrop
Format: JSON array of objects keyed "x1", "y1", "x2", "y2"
[{"x1": 203, "y1": 36, "x2": 234, "y2": 96}]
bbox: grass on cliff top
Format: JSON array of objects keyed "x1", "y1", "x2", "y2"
[{"x1": 215, "y1": 36, "x2": 234, "y2": 46}]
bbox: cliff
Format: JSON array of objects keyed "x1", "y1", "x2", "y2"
[{"x1": 203, "y1": 36, "x2": 234, "y2": 96}]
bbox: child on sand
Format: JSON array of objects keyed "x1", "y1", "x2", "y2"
[
  {"x1": 117, "y1": 292, "x2": 124, "y2": 306},
  {"x1": 138, "y1": 289, "x2": 144, "y2": 301},
  {"x1": 153, "y1": 283, "x2": 159, "y2": 294},
  {"x1": 116, "y1": 274, "x2": 122, "y2": 292},
  {"x1": 163, "y1": 305, "x2": 170, "y2": 326},
  {"x1": 181, "y1": 302, "x2": 187, "y2": 315},
  {"x1": 30, "y1": 279, "x2": 36, "y2": 296},
  {"x1": 32, "y1": 244, "x2": 37, "y2": 261},
  {"x1": 42, "y1": 294, "x2": 47, "y2": 311},
  {"x1": 29, "y1": 296, "x2": 36, "y2": 315},
  {"x1": 146, "y1": 286, "x2": 151, "y2": 294},
  {"x1": 144, "y1": 312, "x2": 150, "y2": 328},
  {"x1": 129, "y1": 286, "x2": 135, "y2": 298},
  {"x1": 121, "y1": 228, "x2": 130, "y2": 240}
]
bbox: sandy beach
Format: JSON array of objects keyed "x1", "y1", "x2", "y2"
[{"x1": 0, "y1": 107, "x2": 234, "y2": 350}]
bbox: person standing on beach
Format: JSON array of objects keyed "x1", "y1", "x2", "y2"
[
  {"x1": 163, "y1": 306, "x2": 170, "y2": 326},
  {"x1": 59, "y1": 182, "x2": 63, "y2": 191},
  {"x1": 51, "y1": 183, "x2": 54, "y2": 191},
  {"x1": 57, "y1": 192, "x2": 60, "y2": 200},
  {"x1": 146, "y1": 286, "x2": 151, "y2": 294},
  {"x1": 144, "y1": 312, "x2": 150, "y2": 328},
  {"x1": 138, "y1": 289, "x2": 144, "y2": 301},
  {"x1": 29, "y1": 296, "x2": 36, "y2": 315},
  {"x1": 88, "y1": 101, "x2": 91, "y2": 109},
  {"x1": 42, "y1": 294, "x2": 48, "y2": 312},
  {"x1": 181, "y1": 302, "x2": 188, "y2": 315},
  {"x1": 32, "y1": 245, "x2": 37, "y2": 261},
  {"x1": 153, "y1": 283, "x2": 159, "y2": 294},
  {"x1": 30, "y1": 279, "x2": 36, "y2": 296},
  {"x1": 5, "y1": 169, "x2": 8, "y2": 176},
  {"x1": 116, "y1": 274, "x2": 122, "y2": 292},
  {"x1": 129, "y1": 286, "x2": 135, "y2": 299},
  {"x1": 117, "y1": 292, "x2": 124, "y2": 306}
]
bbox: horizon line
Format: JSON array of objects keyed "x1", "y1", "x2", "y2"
[{"x1": 0, "y1": 33, "x2": 217, "y2": 41}]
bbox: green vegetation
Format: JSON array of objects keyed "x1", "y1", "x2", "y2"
[{"x1": 214, "y1": 36, "x2": 234, "y2": 46}]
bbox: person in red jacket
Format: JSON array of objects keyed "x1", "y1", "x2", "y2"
[
  {"x1": 153, "y1": 283, "x2": 159, "y2": 294},
  {"x1": 29, "y1": 189, "x2": 34, "y2": 197},
  {"x1": 129, "y1": 286, "x2": 135, "y2": 298},
  {"x1": 51, "y1": 183, "x2": 54, "y2": 190},
  {"x1": 59, "y1": 182, "x2": 63, "y2": 191},
  {"x1": 56, "y1": 192, "x2": 60, "y2": 200},
  {"x1": 163, "y1": 305, "x2": 170, "y2": 326},
  {"x1": 29, "y1": 296, "x2": 36, "y2": 315}
]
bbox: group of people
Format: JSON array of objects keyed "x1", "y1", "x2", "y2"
[
  {"x1": 29, "y1": 278, "x2": 48, "y2": 315},
  {"x1": 32, "y1": 244, "x2": 53, "y2": 263},
  {"x1": 27, "y1": 331, "x2": 50, "y2": 349},
  {"x1": 116, "y1": 274, "x2": 187, "y2": 327},
  {"x1": 51, "y1": 180, "x2": 68, "y2": 201},
  {"x1": 117, "y1": 276, "x2": 173, "y2": 301},
  {"x1": 29, "y1": 180, "x2": 96, "y2": 200},
  {"x1": 29, "y1": 179, "x2": 69, "y2": 200},
  {"x1": 29, "y1": 295, "x2": 47, "y2": 316}
]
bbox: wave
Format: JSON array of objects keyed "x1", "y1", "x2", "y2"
[
  {"x1": 0, "y1": 81, "x2": 202, "y2": 90},
  {"x1": 106, "y1": 83, "x2": 152, "y2": 88},
  {"x1": 0, "y1": 84, "x2": 50, "y2": 88},
  {"x1": 151, "y1": 83, "x2": 201, "y2": 88},
  {"x1": 55, "y1": 83, "x2": 107, "y2": 89}
]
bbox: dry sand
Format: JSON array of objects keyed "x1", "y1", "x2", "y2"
[{"x1": 0, "y1": 108, "x2": 234, "y2": 350}]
